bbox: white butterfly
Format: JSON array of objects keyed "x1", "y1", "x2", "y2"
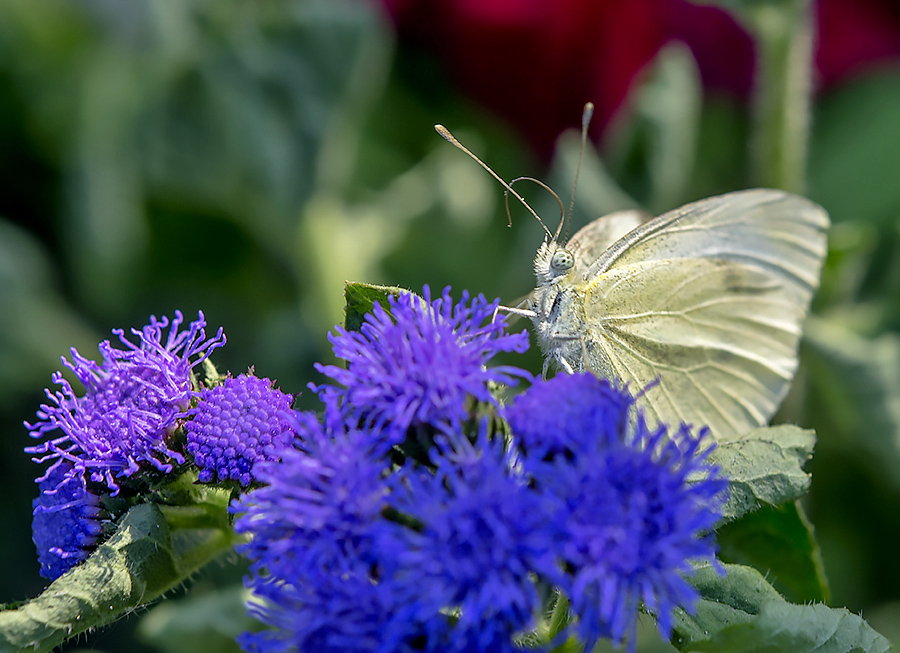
[
  {"x1": 523, "y1": 190, "x2": 829, "y2": 442},
  {"x1": 436, "y1": 126, "x2": 829, "y2": 442}
]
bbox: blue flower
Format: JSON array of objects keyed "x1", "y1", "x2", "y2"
[
  {"x1": 511, "y1": 374, "x2": 727, "y2": 651},
  {"x1": 382, "y1": 429, "x2": 564, "y2": 652},
  {"x1": 505, "y1": 372, "x2": 633, "y2": 457},
  {"x1": 185, "y1": 374, "x2": 297, "y2": 486},
  {"x1": 234, "y1": 409, "x2": 389, "y2": 576},
  {"x1": 233, "y1": 409, "x2": 404, "y2": 652},
  {"x1": 233, "y1": 404, "x2": 564, "y2": 653},
  {"x1": 31, "y1": 463, "x2": 103, "y2": 580},
  {"x1": 238, "y1": 564, "x2": 409, "y2": 653},
  {"x1": 26, "y1": 311, "x2": 226, "y2": 495},
  {"x1": 315, "y1": 286, "x2": 530, "y2": 444}
]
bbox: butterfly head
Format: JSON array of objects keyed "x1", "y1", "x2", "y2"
[{"x1": 534, "y1": 240, "x2": 575, "y2": 285}]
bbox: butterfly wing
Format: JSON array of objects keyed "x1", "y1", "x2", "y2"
[
  {"x1": 580, "y1": 189, "x2": 829, "y2": 441},
  {"x1": 566, "y1": 210, "x2": 649, "y2": 279}
]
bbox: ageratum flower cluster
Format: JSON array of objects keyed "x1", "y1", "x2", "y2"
[
  {"x1": 26, "y1": 311, "x2": 226, "y2": 496},
  {"x1": 315, "y1": 286, "x2": 531, "y2": 444},
  {"x1": 25, "y1": 312, "x2": 302, "y2": 581},
  {"x1": 31, "y1": 462, "x2": 104, "y2": 581},
  {"x1": 26, "y1": 311, "x2": 227, "y2": 578},
  {"x1": 23, "y1": 287, "x2": 726, "y2": 650},
  {"x1": 507, "y1": 374, "x2": 727, "y2": 649},
  {"x1": 185, "y1": 374, "x2": 297, "y2": 486},
  {"x1": 234, "y1": 286, "x2": 728, "y2": 653}
]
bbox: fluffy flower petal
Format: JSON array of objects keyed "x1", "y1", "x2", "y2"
[
  {"x1": 26, "y1": 311, "x2": 226, "y2": 495},
  {"x1": 316, "y1": 286, "x2": 530, "y2": 444}
]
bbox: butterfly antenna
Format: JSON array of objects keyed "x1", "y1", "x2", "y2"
[
  {"x1": 558, "y1": 102, "x2": 594, "y2": 244},
  {"x1": 505, "y1": 177, "x2": 564, "y2": 240},
  {"x1": 435, "y1": 124, "x2": 553, "y2": 240}
]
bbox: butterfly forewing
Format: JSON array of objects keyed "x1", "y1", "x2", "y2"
[{"x1": 577, "y1": 189, "x2": 829, "y2": 441}]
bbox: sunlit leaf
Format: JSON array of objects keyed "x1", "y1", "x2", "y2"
[{"x1": 709, "y1": 424, "x2": 814, "y2": 524}]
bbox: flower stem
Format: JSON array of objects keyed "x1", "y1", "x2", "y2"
[
  {"x1": 745, "y1": 0, "x2": 814, "y2": 193},
  {"x1": 0, "y1": 502, "x2": 239, "y2": 653},
  {"x1": 547, "y1": 591, "x2": 571, "y2": 640}
]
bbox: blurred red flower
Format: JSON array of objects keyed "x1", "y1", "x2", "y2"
[
  {"x1": 382, "y1": 0, "x2": 900, "y2": 157},
  {"x1": 816, "y1": 0, "x2": 900, "y2": 87},
  {"x1": 381, "y1": 0, "x2": 753, "y2": 157}
]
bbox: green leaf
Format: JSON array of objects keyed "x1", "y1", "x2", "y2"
[
  {"x1": 709, "y1": 424, "x2": 815, "y2": 524},
  {"x1": 672, "y1": 564, "x2": 890, "y2": 653},
  {"x1": 0, "y1": 502, "x2": 239, "y2": 653},
  {"x1": 717, "y1": 501, "x2": 829, "y2": 603},
  {"x1": 673, "y1": 563, "x2": 784, "y2": 645},
  {"x1": 696, "y1": 602, "x2": 891, "y2": 653},
  {"x1": 343, "y1": 281, "x2": 410, "y2": 332}
]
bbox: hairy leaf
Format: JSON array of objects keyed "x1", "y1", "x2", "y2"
[
  {"x1": 0, "y1": 503, "x2": 237, "y2": 653},
  {"x1": 673, "y1": 564, "x2": 889, "y2": 653},
  {"x1": 717, "y1": 501, "x2": 828, "y2": 603},
  {"x1": 709, "y1": 424, "x2": 815, "y2": 524},
  {"x1": 343, "y1": 281, "x2": 410, "y2": 332}
]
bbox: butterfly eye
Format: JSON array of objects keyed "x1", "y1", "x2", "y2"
[{"x1": 550, "y1": 249, "x2": 575, "y2": 273}]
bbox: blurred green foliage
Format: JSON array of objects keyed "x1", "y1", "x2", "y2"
[{"x1": 1, "y1": 0, "x2": 899, "y2": 651}]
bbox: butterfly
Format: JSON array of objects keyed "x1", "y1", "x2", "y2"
[{"x1": 436, "y1": 121, "x2": 829, "y2": 442}]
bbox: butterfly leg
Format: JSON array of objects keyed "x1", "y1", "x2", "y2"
[
  {"x1": 557, "y1": 357, "x2": 575, "y2": 374},
  {"x1": 494, "y1": 304, "x2": 536, "y2": 323},
  {"x1": 541, "y1": 352, "x2": 576, "y2": 379}
]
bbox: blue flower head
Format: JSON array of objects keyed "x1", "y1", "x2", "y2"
[
  {"x1": 382, "y1": 429, "x2": 564, "y2": 653},
  {"x1": 31, "y1": 463, "x2": 103, "y2": 580},
  {"x1": 185, "y1": 373, "x2": 297, "y2": 486},
  {"x1": 505, "y1": 372, "x2": 633, "y2": 457},
  {"x1": 315, "y1": 286, "x2": 530, "y2": 445},
  {"x1": 234, "y1": 408, "x2": 564, "y2": 653},
  {"x1": 233, "y1": 409, "x2": 401, "y2": 652},
  {"x1": 238, "y1": 564, "x2": 406, "y2": 653},
  {"x1": 26, "y1": 311, "x2": 226, "y2": 495},
  {"x1": 511, "y1": 374, "x2": 727, "y2": 651}
]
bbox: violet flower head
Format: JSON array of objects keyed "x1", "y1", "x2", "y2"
[
  {"x1": 505, "y1": 372, "x2": 633, "y2": 456},
  {"x1": 185, "y1": 374, "x2": 297, "y2": 486},
  {"x1": 382, "y1": 430, "x2": 564, "y2": 652},
  {"x1": 237, "y1": 567, "x2": 408, "y2": 653},
  {"x1": 315, "y1": 286, "x2": 530, "y2": 443},
  {"x1": 233, "y1": 409, "x2": 401, "y2": 652},
  {"x1": 31, "y1": 463, "x2": 103, "y2": 580},
  {"x1": 511, "y1": 374, "x2": 727, "y2": 651},
  {"x1": 26, "y1": 311, "x2": 226, "y2": 495}
]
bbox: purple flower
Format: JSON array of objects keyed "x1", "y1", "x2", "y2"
[
  {"x1": 31, "y1": 463, "x2": 103, "y2": 580},
  {"x1": 237, "y1": 564, "x2": 409, "y2": 653},
  {"x1": 233, "y1": 412, "x2": 562, "y2": 653},
  {"x1": 382, "y1": 430, "x2": 564, "y2": 652},
  {"x1": 233, "y1": 409, "x2": 406, "y2": 652},
  {"x1": 505, "y1": 372, "x2": 633, "y2": 457},
  {"x1": 26, "y1": 311, "x2": 226, "y2": 495},
  {"x1": 511, "y1": 374, "x2": 727, "y2": 651},
  {"x1": 233, "y1": 324, "x2": 725, "y2": 651},
  {"x1": 315, "y1": 286, "x2": 530, "y2": 444},
  {"x1": 185, "y1": 374, "x2": 297, "y2": 486},
  {"x1": 234, "y1": 410, "x2": 389, "y2": 577}
]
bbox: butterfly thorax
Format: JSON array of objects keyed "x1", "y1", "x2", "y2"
[{"x1": 530, "y1": 241, "x2": 586, "y2": 375}]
